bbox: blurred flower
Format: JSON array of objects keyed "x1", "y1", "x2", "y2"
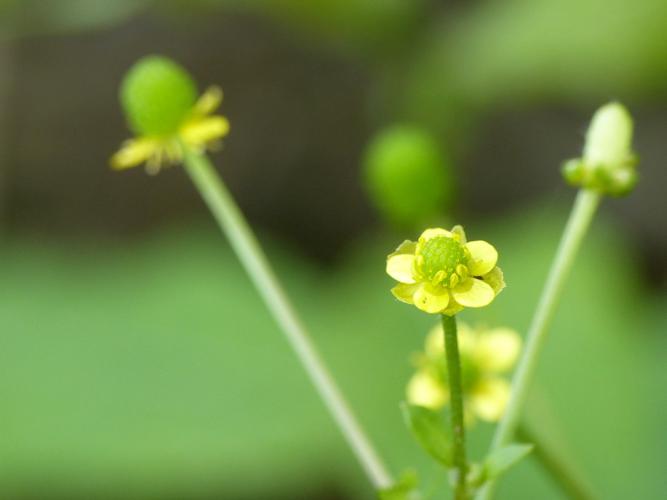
[
  {"x1": 111, "y1": 55, "x2": 230, "y2": 174},
  {"x1": 386, "y1": 226, "x2": 504, "y2": 315},
  {"x1": 363, "y1": 125, "x2": 453, "y2": 227},
  {"x1": 562, "y1": 102, "x2": 637, "y2": 196},
  {"x1": 407, "y1": 322, "x2": 521, "y2": 423}
]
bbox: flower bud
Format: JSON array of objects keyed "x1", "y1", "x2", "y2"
[
  {"x1": 583, "y1": 102, "x2": 633, "y2": 169},
  {"x1": 562, "y1": 102, "x2": 638, "y2": 196},
  {"x1": 120, "y1": 55, "x2": 197, "y2": 136}
]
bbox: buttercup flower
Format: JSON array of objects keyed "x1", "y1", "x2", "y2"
[
  {"x1": 386, "y1": 226, "x2": 504, "y2": 315},
  {"x1": 111, "y1": 55, "x2": 230, "y2": 174},
  {"x1": 407, "y1": 322, "x2": 521, "y2": 423}
]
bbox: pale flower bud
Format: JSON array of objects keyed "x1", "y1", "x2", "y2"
[
  {"x1": 562, "y1": 102, "x2": 638, "y2": 196},
  {"x1": 583, "y1": 102, "x2": 633, "y2": 169}
]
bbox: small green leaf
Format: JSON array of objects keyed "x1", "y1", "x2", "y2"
[
  {"x1": 401, "y1": 402, "x2": 452, "y2": 467},
  {"x1": 378, "y1": 469, "x2": 421, "y2": 500},
  {"x1": 482, "y1": 444, "x2": 533, "y2": 481}
]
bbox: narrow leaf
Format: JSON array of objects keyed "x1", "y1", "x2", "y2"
[
  {"x1": 483, "y1": 443, "x2": 533, "y2": 481},
  {"x1": 378, "y1": 469, "x2": 421, "y2": 500},
  {"x1": 401, "y1": 402, "x2": 453, "y2": 467}
]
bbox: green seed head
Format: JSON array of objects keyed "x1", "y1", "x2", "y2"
[
  {"x1": 120, "y1": 55, "x2": 197, "y2": 136},
  {"x1": 363, "y1": 125, "x2": 453, "y2": 227},
  {"x1": 419, "y1": 236, "x2": 467, "y2": 281}
]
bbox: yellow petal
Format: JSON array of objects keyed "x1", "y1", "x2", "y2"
[
  {"x1": 466, "y1": 240, "x2": 498, "y2": 276},
  {"x1": 456, "y1": 322, "x2": 477, "y2": 356},
  {"x1": 180, "y1": 116, "x2": 230, "y2": 147},
  {"x1": 110, "y1": 137, "x2": 159, "y2": 170},
  {"x1": 474, "y1": 328, "x2": 522, "y2": 373},
  {"x1": 452, "y1": 278, "x2": 495, "y2": 308},
  {"x1": 463, "y1": 406, "x2": 477, "y2": 428},
  {"x1": 470, "y1": 378, "x2": 510, "y2": 422},
  {"x1": 419, "y1": 228, "x2": 452, "y2": 242},
  {"x1": 386, "y1": 254, "x2": 416, "y2": 284},
  {"x1": 192, "y1": 86, "x2": 223, "y2": 116},
  {"x1": 413, "y1": 283, "x2": 450, "y2": 314},
  {"x1": 406, "y1": 371, "x2": 448, "y2": 410},
  {"x1": 391, "y1": 283, "x2": 418, "y2": 304},
  {"x1": 425, "y1": 324, "x2": 444, "y2": 356}
]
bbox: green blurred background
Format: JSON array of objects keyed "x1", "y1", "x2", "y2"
[{"x1": 0, "y1": 1, "x2": 665, "y2": 498}]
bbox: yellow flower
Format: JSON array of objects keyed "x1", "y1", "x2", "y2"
[
  {"x1": 407, "y1": 322, "x2": 521, "y2": 423},
  {"x1": 386, "y1": 226, "x2": 505, "y2": 315},
  {"x1": 110, "y1": 56, "x2": 230, "y2": 175}
]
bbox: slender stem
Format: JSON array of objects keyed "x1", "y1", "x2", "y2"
[
  {"x1": 517, "y1": 423, "x2": 597, "y2": 500},
  {"x1": 476, "y1": 189, "x2": 602, "y2": 500},
  {"x1": 442, "y1": 314, "x2": 468, "y2": 500},
  {"x1": 181, "y1": 148, "x2": 392, "y2": 489}
]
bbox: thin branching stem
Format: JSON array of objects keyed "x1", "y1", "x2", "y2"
[
  {"x1": 182, "y1": 147, "x2": 392, "y2": 490},
  {"x1": 476, "y1": 189, "x2": 601, "y2": 499}
]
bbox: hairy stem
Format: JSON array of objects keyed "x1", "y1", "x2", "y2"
[
  {"x1": 476, "y1": 189, "x2": 601, "y2": 499},
  {"x1": 442, "y1": 314, "x2": 468, "y2": 500},
  {"x1": 182, "y1": 148, "x2": 392, "y2": 489}
]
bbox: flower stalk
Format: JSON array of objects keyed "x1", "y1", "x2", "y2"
[
  {"x1": 181, "y1": 145, "x2": 392, "y2": 490},
  {"x1": 476, "y1": 188, "x2": 602, "y2": 499},
  {"x1": 442, "y1": 314, "x2": 468, "y2": 500}
]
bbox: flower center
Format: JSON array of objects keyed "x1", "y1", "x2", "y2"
[{"x1": 418, "y1": 236, "x2": 468, "y2": 285}]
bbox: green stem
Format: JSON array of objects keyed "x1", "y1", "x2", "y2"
[
  {"x1": 517, "y1": 423, "x2": 597, "y2": 500},
  {"x1": 181, "y1": 148, "x2": 392, "y2": 490},
  {"x1": 476, "y1": 189, "x2": 602, "y2": 500},
  {"x1": 442, "y1": 314, "x2": 468, "y2": 500}
]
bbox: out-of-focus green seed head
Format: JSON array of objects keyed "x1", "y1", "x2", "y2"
[
  {"x1": 363, "y1": 125, "x2": 453, "y2": 227},
  {"x1": 120, "y1": 55, "x2": 197, "y2": 136}
]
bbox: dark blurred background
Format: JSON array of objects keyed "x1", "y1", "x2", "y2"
[{"x1": 0, "y1": 1, "x2": 665, "y2": 499}]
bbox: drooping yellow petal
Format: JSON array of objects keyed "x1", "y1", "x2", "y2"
[
  {"x1": 470, "y1": 378, "x2": 510, "y2": 422},
  {"x1": 481, "y1": 266, "x2": 506, "y2": 295},
  {"x1": 474, "y1": 328, "x2": 521, "y2": 373},
  {"x1": 192, "y1": 86, "x2": 223, "y2": 116},
  {"x1": 389, "y1": 240, "x2": 417, "y2": 257},
  {"x1": 419, "y1": 228, "x2": 452, "y2": 242},
  {"x1": 406, "y1": 371, "x2": 448, "y2": 410},
  {"x1": 442, "y1": 300, "x2": 464, "y2": 317},
  {"x1": 413, "y1": 283, "x2": 450, "y2": 314},
  {"x1": 180, "y1": 116, "x2": 230, "y2": 147},
  {"x1": 451, "y1": 278, "x2": 495, "y2": 308},
  {"x1": 456, "y1": 322, "x2": 477, "y2": 356},
  {"x1": 110, "y1": 137, "x2": 160, "y2": 170},
  {"x1": 386, "y1": 254, "x2": 416, "y2": 284},
  {"x1": 451, "y1": 225, "x2": 467, "y2": 243},
  {"x1": 391, "y1": 283, "x2": 419, "y2": 304},
  {"x1": 425, "y1": 324, "x2": 444, "y2": 356},
  {"x1": 466, "y1": 240, "x2": 498, "y2": 276}
]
